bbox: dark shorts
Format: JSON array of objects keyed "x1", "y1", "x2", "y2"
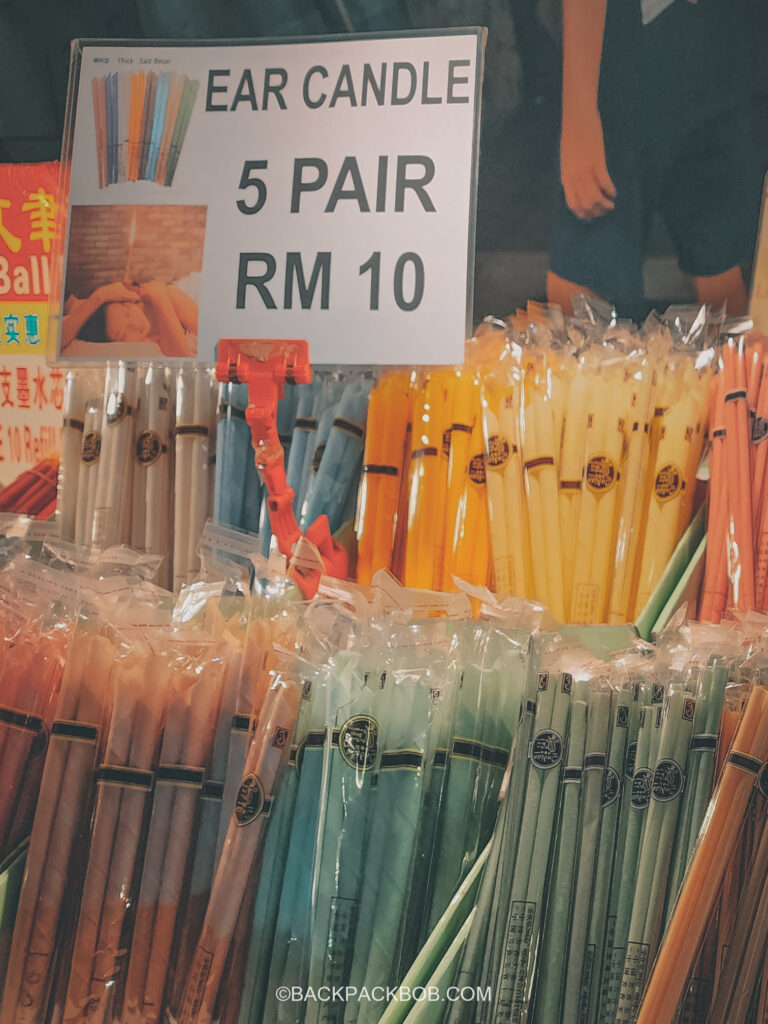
[{"x1": 549, "y1": 107, "x2": 758, "y2": 306}]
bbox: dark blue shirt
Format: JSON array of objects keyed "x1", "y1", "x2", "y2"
[{"x1": 599, "y1": 0, "x2": 747, "y2": 144}]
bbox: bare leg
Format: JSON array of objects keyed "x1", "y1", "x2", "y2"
[
  {"x1": 546, "y1": 270, "x2": 605, "y2": 316},
  {"x1": 693, "y1": 266, "x2": 749, "y2": 316}
]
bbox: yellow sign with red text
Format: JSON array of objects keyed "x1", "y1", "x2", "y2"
[{"x1": 0, "y1": 162, "x2": 63, "y2": 485}]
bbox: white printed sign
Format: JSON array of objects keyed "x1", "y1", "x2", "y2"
[{"x1": 56, "y1": 31, "x2": 484, "y2": 366}]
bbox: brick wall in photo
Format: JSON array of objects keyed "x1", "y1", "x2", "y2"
[{"x1": 64, "y1": 204, "x2": 207, "y2": 297}]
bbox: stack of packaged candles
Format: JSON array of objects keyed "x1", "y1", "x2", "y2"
[
  {"x1": 701, "y1": 321, "x2": 768, "y2": 620},
  {"x1": 413, "y1": 622, "x2": 749, "y2": 1024},
  {"x1": 55, "y1": 302, "x2": 728, "y2": 628},
  {"x1": 58, "y1": 362, "x2": 218, "y2": 591},
  {"x1": 214, "y1": 369, "x2": 373, "y2": 560},
  {"x1": 0, "y1": 530, "x2": 527, "y2": 1024},
  {"x1": 4, "y1": 512, "x2": 768, "y2": 1024},
  {"x1": 354, "y1": 303, "x2": 717, "y2": 625}
]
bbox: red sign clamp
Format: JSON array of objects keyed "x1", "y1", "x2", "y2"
[{"x1": 215, "y1": 338, "x2": 348, "y2": 595}]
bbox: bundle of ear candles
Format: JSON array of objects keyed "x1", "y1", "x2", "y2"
[
  {"x1": 214, "y1": 369, "x2": 373, "y2": 558},
  {"x1": 355, "y1": 303, "x2": 719, "y2": 629},
  {"x1": 56, "y1": 303, "x2": 732, "y2": 627},
  {"x1": 443, "y1": 623, "x2": 748, "y2": 1024},
  {"x1": 57, "y1": 363, "x2": 374, "y2": 593},
  {"x1": 701, "y1": 324, "x2": 768, "y2": 621},
  {"x1": 91, "y1": 71, "x2": 200, "y2": 189},
  {"x1": 57, "y1": 362, "x2": 218, "y2": 591},
  {"x1": 7, "y1": 513, "x2": 768, "y2": 1024},
  {"x1": 0, "y1": 458, "x2": 58, "y2": 519},
  {"x1": 0, "y1": 532, "x2": 527, "y2": 1024}
]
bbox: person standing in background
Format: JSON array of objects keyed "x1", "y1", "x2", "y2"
[{"x1": 548, "y1": 0, "x2": 758, "y2": 315}]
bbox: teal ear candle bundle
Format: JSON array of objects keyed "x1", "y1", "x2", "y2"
[
  {"x1": 580, "y1": 682, "x2": 633, "y2": 1024},
  {"x1": 616, "y1": 680, "x2": 695, "y2": 1022},
  {"x1": 351, "y1": 657, "x2": 433, "y2": 1024},
  {"x1": 214, "y1": 382, "x2": 263, "y2": 535},
  {"x1": 533, "y1": 677, "x2": 589, "y2": 1024},
  {"x1": 304, "y1": 654, "x2": 381, "y2": 1024},
  {"x1": 285, "y1": 382, "x2": 319, "y2": 506},
  {"x1": 302, "y1": 377, "x2": 373, "y2": 535},
  {"x1": 664, "y1": 655, "x2": 730, "y2": 915},
  {"x1": 212, "y1": 367, "x2": 371, "y2": 557},
  {"x1": 424, "y1": 624, "x2": 524, "y2": 934},
  {"x1": 595, "y1": 674, "x2": 645, "y2": 1024},
  {"x1": 600, "y1": 684, "x2": 664, "y2": 1024},
  {"x1": 560, "y1": 679, "x2": 612, "y2": 1024}
]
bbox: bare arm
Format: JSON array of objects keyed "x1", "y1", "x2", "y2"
[
  {"x1": 561, "y1": 0, "x2": 616, "y2": 220},
  {"x1": 60, "y1": 282, "x2": 139, "y2": 349}
]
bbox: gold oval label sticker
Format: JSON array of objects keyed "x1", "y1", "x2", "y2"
[
  {"x1": 136, "y1": 429, "x2": 162, "y2": 467},
  {"x1": 81, "y1": 431, "x2": 102, "y2": 465},
  {"x1": 654, "y1": 463, "x2": 682, "y2": 502},
  {"x1": 469, "y1": 453, "x2": 487, "y2": 486},
  {"x1": 338, "y1": 715, "x2": 378, "y2": 772},
  {"x1": 486, "y1": 434, "x2": 511, "y2": 469},
  {"x1": 585, "y1": 453, "x2": 617, "y2": 493},
  {"x1": 234, "y1": 773, "x2": 265, "y2": 826}
]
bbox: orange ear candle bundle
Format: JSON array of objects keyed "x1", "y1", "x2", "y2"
[
  {"x1": 355, "y1": 372, "x2": 412, "y2": 585},
  {"x1": 751, "y1": 350, "x2": 768, "y2": 530},
  {"x1": 0, "y1": 624, "x2": 118, "y2": 1024},
  {"x1": 61, "y1": 635, "x2": 169, "y2": 1024},
  {"x1": 447, "y1": 398, "x2": 491, "y2": 589},
  {"x1": 722, "y1": 334, "x2": 755, "y2": 611},
  {"x1": 119, "y1": 639, "x2": 228, "y2": 1024},
  {"x1": 0, "y1": 562, "x2": 72, "y2": 861},
  {"x1": 703, "y1": 332, "x2": 768, "y2": 618},
  {"x1": 701, "y1": 373, "x2": 729, "y2": 622},
  {"x1": 404, "y1": 372, "x2": 454, "y2": 590}
]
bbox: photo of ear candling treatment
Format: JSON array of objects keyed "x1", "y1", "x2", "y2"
[{"x1": 61, "y1": 203, "x2": 206, "y2": 359}]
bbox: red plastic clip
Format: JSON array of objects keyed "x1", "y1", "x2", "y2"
[{"x1": 215, "y1": 338, "x2": 349, "y2": 595}]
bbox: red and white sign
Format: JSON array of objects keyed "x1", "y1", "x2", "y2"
[{"x1": 0, "y1": 162, "x2": 63, "y2": 485}]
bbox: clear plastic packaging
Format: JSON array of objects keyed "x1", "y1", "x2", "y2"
[
  {"x1": 0, "y1": 574, "x2": 173, "y2": 1024},
  {"x1": 175, "y1": 672, "x2": 300, "y2": 1024}
]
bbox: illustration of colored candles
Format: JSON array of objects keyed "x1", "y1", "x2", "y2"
[{"x1": 92, "y1": 71, "x2": 198, "y2": 188}]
